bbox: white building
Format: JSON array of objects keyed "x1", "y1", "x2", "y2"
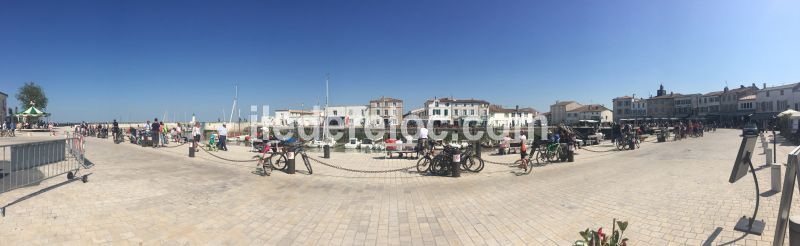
[
  {"x1": 487, "y1": 105, "x2": 538, "y2": 127},
  {"x1": 756, "y1": 83, "x2": 800, "y2": 114},
  {"x1": 274, "y1": 109, "x2": 321, "y2": 126},
  {"x1": 325, "y1": 105, "x2": 367, "y2": 127},
  {"x1": 612, "y1": 96, "x2": 647, "y2": 122},
  {"x1": 565, "y1": 104, "x2": 612, "y2": 124},
  {"x1": 698, "y1": 91, "x2": 722, "y2": 117},
  {"x1": 420, "y1": 98, "x2": 490, "y2": 126}
]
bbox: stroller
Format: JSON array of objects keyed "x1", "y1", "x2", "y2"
[{"x1": 205, "y1": 134, "x2": 218, "y2": 151}]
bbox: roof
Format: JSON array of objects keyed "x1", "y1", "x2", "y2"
[
  {"x1": 762, "y1": 82, "x2": 800, "y2": 91},
  {"x1": 370, "y1": 97, "x2": 403, "y2": 103},
  {"x1": 552, "y1": 101, "x2": 578, "y2": 106},
  {"x1": 650, "y1": 93, "x2": 682, "y2": 99},
  {"x1": 613, "y1": 96, "x2": 632, "y2": 100},
  {"x1": 704, "y1": 91, "x2": 723, "y2": 96},
  {"x1": 723, "y1": 85, "x2": 758, "y2": 94},
  {"x1": 739, "y1": 95, "x2": 756, "y2": 101},
  {"x1": 489, "y1": 105, "x2": 538, "y2": 114},
  {"x1": 425, "y1": 97, "x2": 490, "y2": 105},
  {"x1": 0, "y1": 91, "x2": 7, "y2": 97},
  {"x1": 568, "y1": 104, "x2": 610, "y2": 113},
  {"x1": 274, "y1": 109, "x2": 314, "y2": 115}
]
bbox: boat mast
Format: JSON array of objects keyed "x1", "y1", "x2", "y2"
[{"x1": 229, "y1": 83, "x2": 238, "y2": 125}]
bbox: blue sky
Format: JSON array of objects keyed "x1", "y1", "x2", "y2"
[{"x1": 1, "y1": 0, "x2": 798, "y2": 122}]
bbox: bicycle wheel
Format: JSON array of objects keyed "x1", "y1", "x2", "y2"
[
  {"x1": 513, "y1": 159, "x2": 526, "y2": 171},
  {"x1": 429, "y1": 156, "x2": 448, "y2": 175},
  {"x1": 474, "y1": 156, "x2": 485, "y2": 172},
  {"x1": 272, "y1": 154, "x2": 287, "y2": 170},
  {"x1": 524, "y1": 159, "x2": 533, "y2": 174},
  {"x1": 416, "y1": 156, "x2": 431, "y2": 173},
  {"x1": 302, "y1": 154, "x2": 313, "y2": 174},
  {"x1": 546, "y1": 150, "x2": 558, "y2": 162}
]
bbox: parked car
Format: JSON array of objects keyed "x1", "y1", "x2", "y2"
[{"x1": 742, "y1": 123, "x2": 758, "y2": 136}]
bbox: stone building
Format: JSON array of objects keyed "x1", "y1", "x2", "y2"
[{"x1": 368, "y1": 97, "x2": 403, "y2": 127}]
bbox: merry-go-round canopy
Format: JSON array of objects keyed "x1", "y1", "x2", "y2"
[{"x1": 16, "y1": 106, "x2": 48, "y2": 118}]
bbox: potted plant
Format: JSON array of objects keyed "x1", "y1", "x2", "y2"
[{"x1": 574, "y1": 219, "x2": 628, "y2": 246}]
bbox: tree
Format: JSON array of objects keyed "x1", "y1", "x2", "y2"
[{"x1": 16, "y1": 82, "x2": 48, "y2": 110}]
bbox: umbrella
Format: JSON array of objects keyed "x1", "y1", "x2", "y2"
[{"x1": 778, "y1": 109, "x2": 800, "y2": 117}]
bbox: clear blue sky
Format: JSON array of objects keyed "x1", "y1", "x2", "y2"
[{"x1": 1, "y1": 0, "x2": 798, "y2": 122}]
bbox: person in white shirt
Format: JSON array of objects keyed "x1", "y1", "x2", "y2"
[
  {"x1": 417, "y1": 126, "x2": 429, "y2": 154},
  {"x1": 217, "y1": 124, "x2": 228, "y2": 151}
]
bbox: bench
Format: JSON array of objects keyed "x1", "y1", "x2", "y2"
[{"x1": 385, "y1": 143, "x2": 419, "y2": 159}]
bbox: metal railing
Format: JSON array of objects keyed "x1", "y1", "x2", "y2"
[{"x1": 0, "y1": 134, "x2": 88, "y2": 201}]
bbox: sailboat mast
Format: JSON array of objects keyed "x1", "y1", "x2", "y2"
[{"x1": 229, "y1": 83, "x2": 238, "y2": 124}]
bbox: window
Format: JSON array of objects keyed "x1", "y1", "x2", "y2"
[
  {"x1": 376, "y1": 109, "x2": 380, "y2": 115},
  {"x1": 384, "y1": 110, "x2": 388, "y2": 115},
  {"x1": 454, "y1": 110, "x2": 458, "y2": 116},
  {"x1": 333, "y1": 110, "x2": 338, "y2": 116},
  {"x1": 393, "y1": 102, "x2": 397, "y2": 106},
  {"x1": 444, "y1": 109, "x2": 448, "y2": 116},
  {"x1": 767, "y1": 91, "x2": 770, "y2": 97},
  {"x1": 446, "y1": 103, "x2": 450, "y2": 107},
  {"x1": 781, "y1": 90, "x2": 785, "y2": 96},
  {"x1": 462, "y1": 110, "x2": 467, "y2": 115},
  {"x1": 470, "y1": 110, "x2": 475, "y2": 115},
  {"x1": 434, "y1": 102, "x2": 439, "y2": 107}
]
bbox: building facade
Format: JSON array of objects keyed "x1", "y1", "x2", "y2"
[
  {"x1": 738, "y1": 95, "x2": 756, "y2": 115},
  {"x1": 274, "y1": 109, "x2": 320, "y2": 126},
  {"x1": 325, "y1": 105, "x2": 368, "y2": 127},
  {"x1": 549, "y1": 101, "x2": 582, "y2": 124},
  {"x1": 487, "y1": 105, "x2": 538, "y2": 127},
  {"x1": 698, "y1": 91, "x2": 722, "y2": 117},
  {"x1": 756, "y1": 83, "x2": 800, "y2": 114},
  {"x1": 368, "y1": 97, "x2": 403, "y2": 127},
  {"x1": 646, "y1": 85, "x2": 679, "y2": 118},
  {"x1": 565, "y1": 104, "x2": 612, "y2": 124},
  {"x1": 612, "y1": 96, "x2": 647, "y2": 122},
  {"x1": 420, "y1": 98, "x2": 490, "y2": 126},
  {"x1": 0, "y1": 92, "x2": 6, "y2": 123},
  {"x1": 719, "y1": 84, "x2": 758, "y2": 123},
  {"x1": 673, "y1": 94, "x2": 701, "y2": 118}
]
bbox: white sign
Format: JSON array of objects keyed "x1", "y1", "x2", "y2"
[
  {"x1": 453, "y1": 154, "x2": 461, "y2": 163},
  {"x1": 287, "y1": 152, "x2": 295, "y2": 160}
]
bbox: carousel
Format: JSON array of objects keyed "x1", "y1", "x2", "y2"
[{"x1": 15, "y1": 103, "x2": 51, "y2": 132}]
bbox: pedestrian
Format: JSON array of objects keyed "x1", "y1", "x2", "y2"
[
  {"x1": 217, "y1": 123, "x2": 228, "y2": 151},
  {"x1": 151, "y1": 118, "x2": 160, "y2": 148},
  {"x1": 417, "y1": 125, "x2": 429, "y2": 154},
  {"x1": 192, "y1": 122, "x2": 202, "y2": 149}
]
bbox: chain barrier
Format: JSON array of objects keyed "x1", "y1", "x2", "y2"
[
  {"x1": 306, "y1": 156, "x2": 416, "y2": 174},
  {"x1": 197, "y1": 145, "x2": 258, "y2": 163},
  {"x1": 579, "y1": 147, "x2": 618, "y2": 153},
  {"x1": 160, "y1": 142, "x2": 188, "y2": 148},
  {"x1": 482, "y1": 158, "x2": 515, "y2": 166}
]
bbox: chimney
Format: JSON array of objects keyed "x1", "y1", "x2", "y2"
[
  {"x1": 724, "y1": 86, "x2": 729, "y2": 92},
  {"x1": 763, "y1": 83, "x2": 767, "y2": 89},
  {"x1": 740, "y1": 85, "x2": 744, "y2": 89}
]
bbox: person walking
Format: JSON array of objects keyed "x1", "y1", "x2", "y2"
[
  {"x1": 192, "y1": 122, "x2": 202, "y2": 149},
  {"x1": 417, "y1": 125, "x2": 429, "y2": 154},
  {"x1": 151, "y1": 119, "x2": 160, "y2": 148},
  {"x1": 217, "y1": 123, "x2": 228, "y2": 151}
]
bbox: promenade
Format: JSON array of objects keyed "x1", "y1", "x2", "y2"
[{"x1": 0, "y1": 129, "x2": 797, "y2": 245}]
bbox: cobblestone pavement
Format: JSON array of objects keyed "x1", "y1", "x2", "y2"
[{"x1": 0, "y1": 129, "x2": 798, "y2": 245}]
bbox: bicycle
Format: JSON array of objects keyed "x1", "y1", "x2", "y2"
[
  {"x1": 254, "y1": 145, "x2": 273, "y2": 176},
  {"x1": 267, "y1": 142, "x2": 313, "y2": 174},
  {"x1": 513, "y1": 154, "x2": 534, "y2": 174},
  {"x1": 459, "y1": 145, "x2": 484, "y2": 172},
  {"x1": 428, "y1": 145, "x2": 459, "y2": 176}
]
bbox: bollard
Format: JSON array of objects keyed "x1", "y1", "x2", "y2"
[
  {"x1": 323, "y1": 144, "x2": 330, "y2": 159},
  {"x1": 772, "y1": 164, "x2": 782, "y2": 192},
  {"x1": 286, "y1": 150, "x2": 296, "y2": 174},
  {"x1": 475, "y1": 143, "x2": 481, "y2": 157},
  {"x1": 790, "y1": 216, "x2": 800, "y2": 245},
  {"x1": 189, "y1": 139, "x2": 195, "y2": 158},
  {"x1": 452, "y1": 149, "x2": 461, "y2": 177},
  {"x1": 766, "y1": 149, "x2": 773, "y2": 165}
]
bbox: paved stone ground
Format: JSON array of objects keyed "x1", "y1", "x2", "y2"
[{"x1": 0, "y1": 129, "x2": 798, "y2": 245}]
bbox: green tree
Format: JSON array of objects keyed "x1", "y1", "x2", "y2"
[{"x1": 16, "y1": 82, "x2": 48, "y2": 110}]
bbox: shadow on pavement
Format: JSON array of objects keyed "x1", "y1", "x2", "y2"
[
  {"x1": 702, "y1": 227, "x2": 723, "y2": 246},
  {"x1": 760, "y1": 190, "x2": 779, "y2": 197}
]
